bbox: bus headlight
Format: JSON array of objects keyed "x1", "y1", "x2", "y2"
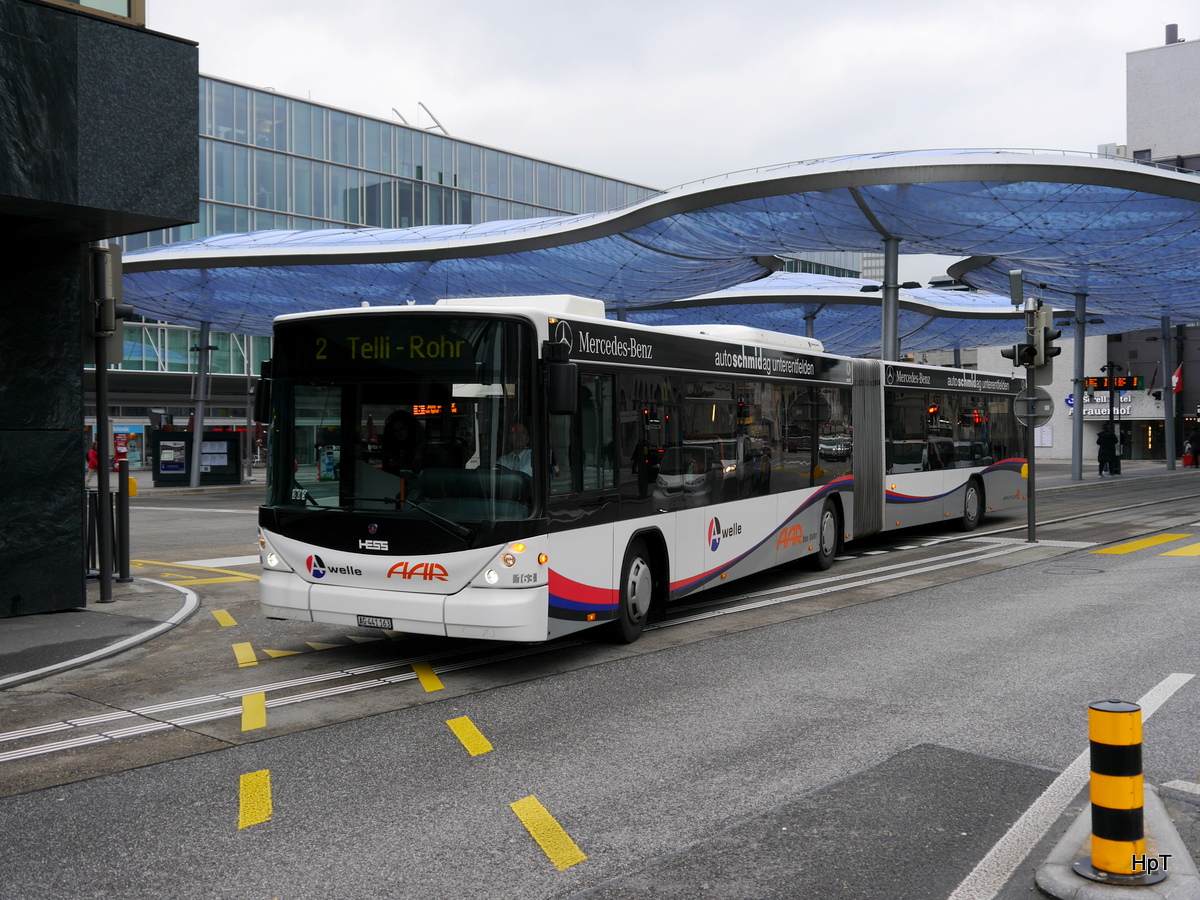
[
  {"x1": 485, "y1": 569, "x2": 499, "y2": 584},
  {"x1": 266, "y1": 552, "x2": 280, "y2": 568},
  {"x1": 501, "y1": 553, "x2": 516, "y2": 567}
]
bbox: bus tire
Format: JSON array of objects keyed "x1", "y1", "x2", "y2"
[
  {"x1": 960, "y1": 479, "x2": 983, "y2": 532},
  {"x1": 810, "y1": 499, "x2": 840, "y2": 571},
  {"x1": 610, "y1": 538, "x2": 654, "y2": 643}
]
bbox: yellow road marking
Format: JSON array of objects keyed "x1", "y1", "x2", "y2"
[
  {"x1": 232, "y1": 642, "x2": 258, "y2": 667},
  {"x1": 130, "y1": 559, "x2": 259, "y2": 583},
  {"x1": 183, "y1": 575, "x2": 260, "y2": 585},
  {"x1": 509, "y1": 795, "x2": 587, "y2": 871},
  {"x1": 238, "y1": 770, "x2": 273, "y2": 829},
  {"x1": 133, "y1": 559, "x2": 256, "y2": 576},
  {"x1": 412, "y1": 661, "x2": 444, "y2": 692},
  {"x1": 212, "y1": 609, "x2": 237, "y2": 627},
  {"x1": 446, "y1": 716, "x2": 493, "y2": 756},
  {"x1": 305, "y1": 642, "x2": 345, "y2": 651},
  {"x1": 262, "y1": 648, "x2": 303, "y2": 658},
  {"x1": 1161, "y1": 542, "x2": 1200, "y2": 557},
  {"x1": 241, "y1": 692, "x2": 266, "y2": 731},
  {"x1": 346, "y1": 635, "x2": 382, "y2": 643},
  {"x1": 1092, "y1": 534, "x2": 1192, "y2": 555}
]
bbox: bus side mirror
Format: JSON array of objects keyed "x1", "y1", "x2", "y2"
[
  {"x1": 253, "y1": 360, "x2": 272, "y2": 424},
  {"x1": 547, "y1": 362, "x2": 578, "y2": 415}
]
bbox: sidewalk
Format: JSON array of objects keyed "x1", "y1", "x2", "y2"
[
  {"x1": 2, "y1": 458, "x2": 1194, "y2": 690},
  {"x1": 0, "y1": 471, "x2": 266, "y2": 689}
]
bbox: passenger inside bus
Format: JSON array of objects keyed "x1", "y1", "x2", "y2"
[{"x1": 380, "y1": 410, "x2": 451, "y2": 475}]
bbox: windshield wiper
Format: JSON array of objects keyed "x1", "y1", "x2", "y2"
[{"x1": 345, "y1": 494, "x2": 474, "y2": 541}]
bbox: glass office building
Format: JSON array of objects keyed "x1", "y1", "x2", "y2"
[{"x1": 124, "y1": 76, "x2": 658, "y2": 253}]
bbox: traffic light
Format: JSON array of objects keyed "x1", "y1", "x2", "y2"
[
  {"x1": 1001, "y1": 343, "x2": 1038, "y2": 367},
  {"x1": 1035, "y1": 306, "x2": 1062, "y2": 366}
]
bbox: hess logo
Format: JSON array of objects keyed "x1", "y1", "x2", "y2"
[
  {"x1": 707, "y1": 517, "x2": 743, "y2": 552},
  {"x1": 387, "y1": 561, "x2": 449, "y2": 581}
]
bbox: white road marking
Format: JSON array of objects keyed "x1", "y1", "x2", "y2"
[
  {"x1": 175, "y1": 555, "x2": 260, "y2": 568},
  {"x1": 947, "y1": 672, "x2": 1195, "y2": 900}
]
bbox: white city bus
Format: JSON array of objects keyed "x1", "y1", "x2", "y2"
[{"x1": 256, "y1": 295, "x2": 1025, "y2": 643}]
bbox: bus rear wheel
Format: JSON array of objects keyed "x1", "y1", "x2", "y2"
[
  {"x1": 961, "y1": 480, "x2": 983, "y2": 531},
  {"x1": 810, "y1": 500, "x2": 839, "y2": 571},
  {"x1": 610, "y1": 538, "x2": 654, "y2": 643}
]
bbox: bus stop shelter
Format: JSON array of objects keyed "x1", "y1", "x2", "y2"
[{"x1": 121, "y1": 148, "x2": 1200, "y2": 480}]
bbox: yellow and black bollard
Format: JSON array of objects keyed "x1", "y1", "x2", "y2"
[{"x1": 1072, "y1": 699, "x2": 1166, "y2": 885}]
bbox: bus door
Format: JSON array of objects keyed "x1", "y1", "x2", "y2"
[{"x1": 547, "y1": 372, "x2": 619, "y2": 608}]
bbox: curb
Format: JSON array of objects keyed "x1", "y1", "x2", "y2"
[
  {"x1": 1036, "y1": 785, "x2": 1200, "y2": 899},
  {"x1": 0, "y1": 579, "x2": 200, "y2": 690}
]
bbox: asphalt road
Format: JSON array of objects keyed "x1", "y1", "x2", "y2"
[{"x1": 2, "y1": 477, "x2": 1200, "y2": 898}]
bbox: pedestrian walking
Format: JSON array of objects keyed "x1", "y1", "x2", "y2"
[
  {"x1": 1096, "y1": 423, "x2": 1119, "y2": 476},
  {"x1": 1188, "y1": 426, "x2": 1200, "y2": 468},
  {"x1": 85, "y1": 441, "x2": 99, "y2": 486}
]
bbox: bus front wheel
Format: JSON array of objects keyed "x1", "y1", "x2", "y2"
[{"x1": 610, "y1": 538, "x2": 654, "y2": 643}]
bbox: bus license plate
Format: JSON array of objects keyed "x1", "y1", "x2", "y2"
[{"x1": 357, "y1": 615, "x2": 393, "y2": 630}]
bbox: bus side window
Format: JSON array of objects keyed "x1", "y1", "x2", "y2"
[
  {"x1": 550, "y1": 373, "x2": 614, "y2": 494},
  {"x1": 581, "y1": 374, "x2": 614, "y2": 491}
]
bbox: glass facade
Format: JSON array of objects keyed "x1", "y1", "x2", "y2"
[{"x1": 124, "y1": 76, "x2": 658, "y2": 254}]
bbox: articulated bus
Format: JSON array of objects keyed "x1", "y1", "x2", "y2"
[{"x1": 256, "y1": 295, "x2": 1025, "y2": 643}]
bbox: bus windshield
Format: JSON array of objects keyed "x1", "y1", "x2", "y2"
[{"x1": 269, "y1": 314, "x2": 537, "y2": 522}]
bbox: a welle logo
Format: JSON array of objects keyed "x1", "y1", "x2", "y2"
[
  {"x1": 306, "y1": 555, "x2": 362, "y2": 579},
  {"x1": 707, "y1": 516, "x2": 743, "y2": 552}
]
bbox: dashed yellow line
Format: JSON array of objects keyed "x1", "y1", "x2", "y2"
[
  {"x1": 212, "y1": 609, "x2": 237, "y2": 627},
  {"x1": 238, "y1": 769, "x2": 273, "y2": 829},
  {"x1": 412, "y1": 661, "x2": 444, "y2": 692},
  {"x1": 1092, "y1": 534, "x2": 1192, "y2": 555},
  {"x1": 510, "y1": 795, "x2": 587, "y2": 871},
  {"x1": 446, "y1": 716, "x2": 493, "y2": 756},
  {"x1": 1161, "y1": 542, "x2": 1200, "y2": 557},
  {"x1": 232, "y1": 642, "x2": 258, "y2": 667},
  {"x1": 262, "y1": 648, "x2": 303, "y2": 658},
  {"x1": 241, "y1": 692, "x2": 266, "y2": 731}
]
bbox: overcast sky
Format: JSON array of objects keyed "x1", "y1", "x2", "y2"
[{"x1": 147, "y1": 1, "x2": 1192, "y2": 283}]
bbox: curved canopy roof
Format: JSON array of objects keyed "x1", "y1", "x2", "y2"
[{"x1": 122, "y1": 148, "x2": 1200, "y2": 355}]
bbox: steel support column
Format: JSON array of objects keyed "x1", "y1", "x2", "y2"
[
  {"x1": 1162, "y1": 316, "x2": 1176, "y2": 471},
  {"x1": 882, "y1": 237, "x2": 900, "y2": 361},
  {"x1": 189, "y1": 321, "x2": 212, "y2": 488},
  {"x1": 1072, "y1": 293, "x2": 1086, "y2": 481}
]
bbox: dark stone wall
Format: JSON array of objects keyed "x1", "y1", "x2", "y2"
[
  {"x1": 0, "y1": 2, "x2": 198, "y2": 615},
  {"x1": 0, "y1": 240, "x2": 87, "y2": 616},
  {"x1": 0, "y1": 0, "x2": 199, "y2": 239}
]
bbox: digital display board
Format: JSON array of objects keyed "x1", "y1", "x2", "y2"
[{"x1": 1084, "y1": 376, "x2": 1144, "y2": 390}]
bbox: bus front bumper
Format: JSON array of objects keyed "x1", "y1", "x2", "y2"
[{"x1": 260, "y1": 570, "x2": 550, "y2": 643}]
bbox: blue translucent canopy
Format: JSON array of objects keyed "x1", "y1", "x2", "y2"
[{"x1": 123, "y1": 149, "x2": 1200, "y2": 355}]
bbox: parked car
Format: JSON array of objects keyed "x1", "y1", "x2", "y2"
[{"x1": 652, "y1": 445, "x2": 721, "y2": 508}]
